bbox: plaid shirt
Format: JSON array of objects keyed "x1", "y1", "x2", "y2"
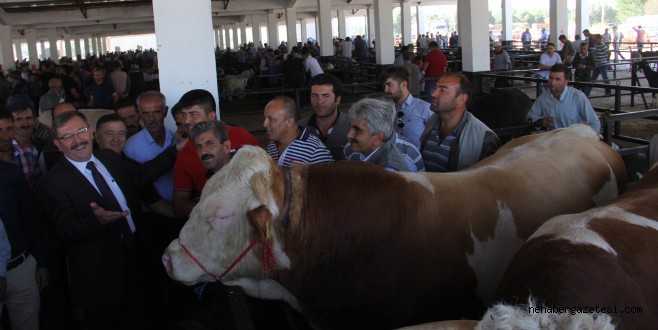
[
  {"x1": 11, "y1": 141, "x2": 41, "y2": 187},
  {"x1": 31, "y1": 121, "x2": 56, "y2": 151}
]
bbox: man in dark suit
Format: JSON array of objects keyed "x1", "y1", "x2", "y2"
[{"x1": 37, "y1": 111, "x2": 181, "y2": 329}]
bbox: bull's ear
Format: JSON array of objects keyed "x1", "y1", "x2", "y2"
[
  {"x1": 248, "y1": 172, "x2": 271, "y2": 239},
  {"x1": 247, "y1": 205, "x2": 271, "y2": 240},
  {"x1": 250, "y1": 172, "x2": 270, "y2": 207}
]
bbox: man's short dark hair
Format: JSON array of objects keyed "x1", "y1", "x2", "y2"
[
  {"x1": 113, "y1": 97, "x2": 137, "y2": 112},
  {"x1": 0, "y1": 108, "x2": 13, "y2": 123},
  {"x1": 189, "y1": 120, "x2": 228, "y2": 144},
  {"x1": 308, "y1": 73, "x2": 343, "y2": 98},
  {"x1": 176, "y1": 89, "x2": 216, "y2": 114},
  {"x1": 381, "y1": 66, "x2": 410, "y2": 84},
  {"x1": 550, "y1": 63, "x2": 570, "y2": 78},
  {"x1": 444, "y1": 72, "x2": 473, "y2": 99},
  {"x1": 558, "y1": 34, "x2": 567, "y2": 40},
  {"x1": 96, "y1": 113, "x2": 125, "y2": 131},
  {"x1": 53, "y1": 111, "x2": 89, "y2": 133},
  {"x1": 428, "y1": 41, "x2": 439, "y2": 48},
  {"x1": 546, "y1": 42, "x2": 556, "y2": 48},
  {"x1": 8, "y1": 101, "x2": 34, "y2": 115}
]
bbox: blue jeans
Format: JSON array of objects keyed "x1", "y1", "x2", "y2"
[{"x1": 591, "y1": 64, "x2": 611, "y2": 95}]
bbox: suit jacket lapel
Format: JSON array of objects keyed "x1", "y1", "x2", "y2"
[{"x1": 59, "y1": 157, "x2": 104, "y2": 202}]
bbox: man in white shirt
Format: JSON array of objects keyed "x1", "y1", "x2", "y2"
[{"x1": 302, "y1": 48, "x2": 323, "y2": 78}]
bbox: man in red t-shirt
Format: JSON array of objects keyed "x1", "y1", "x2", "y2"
[
  {"x1": 421, "y1": 41, "x2": 447, "y2": 100},
  {"x1": 171, "y1": 89, "x2": 261, "y2": 217}
]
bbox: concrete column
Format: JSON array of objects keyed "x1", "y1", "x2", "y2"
[
  {"x1": 214, "y1": 29, "x2": 219, "y2": 49},
  {"x1": 267, "y1": 13, "x2": 278, "y2": 48},
  {"x1": 40, "y1": 40, "x2": 46, "y2": 60},
  {"x1": 74, "y1": 37, "x2": 81, "y2": 59},
  {"x1": 417, "y1": 6, "x2": 426, "y2": 36},
  {"x1": 300, "y1": 18, "x2": 307, "y2": 43},
  {"x1": 317, "y1": 0, "x2": 332, "y2": 56},
  {"x1": 240, "y1": 22, "x2": 248, "y2": 46},
  {"x1": 501, "y1": 0, "x2": 513, "y2": 41},
  {"x1": 251, "y1": 16, "x2": 261, "y2": 47},
  {"x1": 14, "y1": 40, "x2": 23, "y2": 62},
  {"x1": 337, "y1": 10, "x2": 347, "y2": 39},
  {"x1": 0, "y1": 25, "x2": 14, "y2": 70},
  {"x1": 401, "y1": 1, "x2": 412, "y2": 46},
  {"x1": 217, "y1": 28, "x2": 224, "y2": 50},
  {"x1": 26, "y1": 29, "x2": 38, "y2": 67},
  {"x1": 153, "y1": 0, "x2": 220, "y2": 129},
  {"x1": 47, "y1": 28, "x2": 59, "y2": 62},
  {"x1": 83, "y1": 35, "x2": 90, "y2": 58},
  {"x1": 223, "y1": 27, "x2": 230, "y2": 50},
  {"x1": 64, "y1": 34, "x2": 72, "y2": 59},
  {"x1": 373, "y1": 0, "x2": 394, "y2": 64},
  {"x1": 575, "y1": 0, "x2": 589, "y2": 39},
  {"x1": 232, "y1": 25, "x2": 239, "y2": 49},
  {"x1": 286, "y1": 8, "x2": 297, "y2": 52},
  {"x1": 457, "y1": 0, "x2": 489, "y2": 72},
  {"x1": 550, "y1": 0, "x2": 568, "y2": 47},
  {"x1": 367, "y1": 8, "x2": 376, "y2": 45}
]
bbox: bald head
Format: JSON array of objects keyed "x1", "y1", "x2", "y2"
[{"x1": 52, "y1": 102, "x2": 77, "y2": 121}]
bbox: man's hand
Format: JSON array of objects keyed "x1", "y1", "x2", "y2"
[
  {"x1": 36, "y1": 268, "x2": 50, "y2": 290},
  {"x1": 90, "y1": 202, "x2": 129, "y2": 225},
  {"x1": 533, "y1": 117, "x2": 554, "y2": 129},
  {"x1": 175, "y1": 137, "x2": 189, "y2": 152},
  {"x1": 0, "y1": 276, "x2": 6, "y2": 302}
]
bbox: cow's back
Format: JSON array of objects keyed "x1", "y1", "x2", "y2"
[{"x1": 494, "y1": 166, "x2": 658, "y2": 329}]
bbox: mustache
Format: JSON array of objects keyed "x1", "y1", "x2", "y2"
[
  {"x1": 71, "y1": 141, "x2": 89, "y2": 150},
  {"x1": 19, "y1": 125, "x2": 32, "y2": 129},
  {"x1": 201, "y1": 154, "x2": 215, "y2": 161}
]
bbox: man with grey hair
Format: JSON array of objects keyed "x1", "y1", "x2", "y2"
[
  {"x1": 189, "y1": 120, "x2": 232, "y2": 177},
  {"x1": 39, "y1": 77, "x2": 65, "y2": 113},
  {"x1": 264, "y1": 95, "x2": 333, "y2": 166},
  {"x1": 124, "y1": 90, "x2": 177, "y2": 202},
  {"x1": 344, "y1": 93, "x2": 424, "y2": 172},
  {"x1": 346, "y1": 98, "x2": 409, "y2": 171}
]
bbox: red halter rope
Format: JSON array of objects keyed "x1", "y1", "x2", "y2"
[{"x1": 178, "y1": 238, "x2": 258, "y2": 280}]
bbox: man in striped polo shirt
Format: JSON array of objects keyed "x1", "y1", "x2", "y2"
[
  {"x1": 264, "y1": 96, "x2": 334, "y2": 166},
  {"x1": 590, "y1": 34, "x2": 612, "y2": 96}
]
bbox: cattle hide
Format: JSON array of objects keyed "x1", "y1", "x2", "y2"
[
  {"x1": 163, "y1": 125, "x2": 626, "y2": 329},
  {"x1": 469, "y1": 88, "x2": 532, "y2": 142},
  {"x1": 494, "y1": 164, "x2": 658, "y2": 329}
]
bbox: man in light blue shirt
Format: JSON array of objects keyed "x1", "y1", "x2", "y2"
[
  {"x1": 124, "y1": 91, "x2": 177, "y2": 202},
  {"x1": 381, "y1": 66, "x2": 433, "y2": 148},
  {"x1": 528, "y1": 64, "x2": 601, "y2": 133},
  {"x1": 536, "y1": 43, "x2": 562, "y2": 80}
]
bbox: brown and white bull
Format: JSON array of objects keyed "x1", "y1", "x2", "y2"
[
  {"x1": 493, "y1": 163, "x2": 658, "y2": 329},
  {"x1": 163, "y1": 124, "x2": 625, "y2": 328}
]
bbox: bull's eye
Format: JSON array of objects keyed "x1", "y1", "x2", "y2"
[{"x1": 210, "y1": 211, "x2": 236, "y2": 228}]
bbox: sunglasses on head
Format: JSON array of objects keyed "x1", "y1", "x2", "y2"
[{"x1": 397, "y1": 111, "x2": 404, "y2": 128}]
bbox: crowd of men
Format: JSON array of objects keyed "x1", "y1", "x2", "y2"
[{"x1": 0, "y1": 25, "x2": 611, "y2": 327}]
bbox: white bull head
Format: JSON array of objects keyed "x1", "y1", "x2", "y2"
[{"x1": 162, "y1": 146, "x2": 284, "y2": 285}]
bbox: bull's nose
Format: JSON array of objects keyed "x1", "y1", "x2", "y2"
[{"x1": 162, "y1": 253, "x2": 173, "y2": 276}]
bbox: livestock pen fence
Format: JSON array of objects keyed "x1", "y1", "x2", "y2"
[{"x1": 477, "y1": 59, "x2": 658, "y2": 181}]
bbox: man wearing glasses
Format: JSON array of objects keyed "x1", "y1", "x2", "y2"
[
  {"x1": 420, "y1": 73, "x2": 500, "y2": 173},
  {"x1": 381, "y1": 66, "x2": 432, "y2": 148},
  {"x1": 37, "y1": 111, "x2": 180, "y2": 329}
]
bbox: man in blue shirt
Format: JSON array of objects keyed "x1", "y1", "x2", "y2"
[
  {"x1": 381, "y1": 66, "x2": 433, "y2": 148},
  {"x1": 528, "y1": 64, "x2": 601, "y2": 133},
  {"x1": 124, "y1": 91, "x2": 177, "y2": 203}
]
